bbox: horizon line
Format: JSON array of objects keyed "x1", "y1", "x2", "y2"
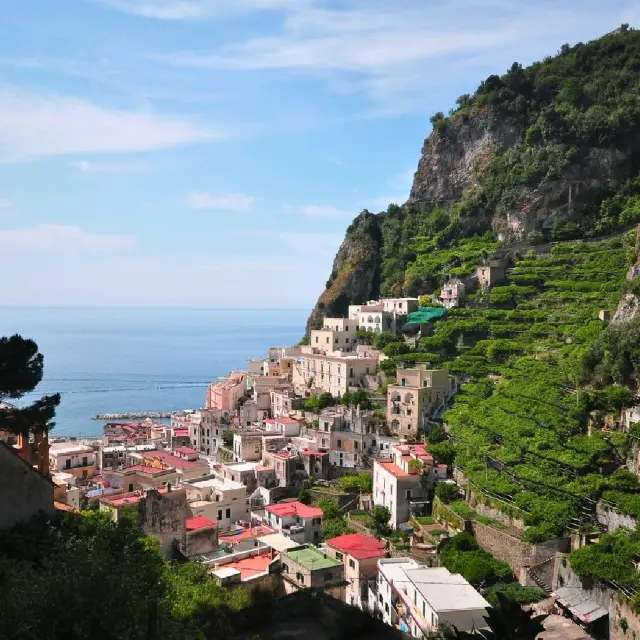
[{"x1": 0, "y1": 305, "x2": 312, "y2": 311}]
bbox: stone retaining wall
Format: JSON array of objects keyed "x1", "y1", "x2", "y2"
[{"x1": 597, "y1": 501, "x2": 638, "y2": 533}]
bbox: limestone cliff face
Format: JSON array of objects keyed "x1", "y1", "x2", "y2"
[
  {"x1": 306, "y1": 212, "x2": 382, "y2": 332},
  {"x1": 409, "y1": 110, "x2": 520, "y2": 206},
  {"x1": 308, "y1": 107, "x2": 639, "y2": 329},
  {"x1": 613, "y1": 226, "x2": 640, "y2": 324}
]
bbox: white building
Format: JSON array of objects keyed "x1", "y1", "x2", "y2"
[
  {"x1": 294, "y1": 347, "x2": 378, "y2": 397},
  {"x1": 381, "y1": 298, "x2": 420, "y2": 315},
  {"x1": 264, "y1": 500, "x2": 323, "y2": 544},
  {"x1": 183, "y1": 474, "x2": 248, "y2": 532},
  {"x1": 372, "y1": 443, "x2": 444, "y2": 529},
  {"x1": 370, "y1": 560, "x2": 489, "y2": 637},
  {"x1": 440, "y1": 278, "x2": 466, "y2": 309},
  {"x1": 310, "y1": 318, "x2": 358, "y2": 354},
  {"x1": 49, "y1": 442, "x2": 96, "y2": 479},
  {"x1": 357, "y1": 303, "x2": 399, "y2": 333},
  {"x1": 173, "y1": 409, "x2": 224, "y2": 456}
]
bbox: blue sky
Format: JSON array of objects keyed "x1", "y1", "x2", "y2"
[{"x1": 0, "y1": 0, "x2": 637, "y2": 308}]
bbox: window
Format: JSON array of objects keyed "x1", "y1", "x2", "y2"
[
  {"x1": 315, "y1": 337, "x2": 318, "y2": 343},
  {"x1": 65, "y1": 459, "x2": 71, "y2": 469},
  {"x1": 297, "y1": 572, "x2": 304, "y2": 584},
  {"x1": 326, "y1": 338, "x2": 330, "y2": 344},
  {"x1": 313, "y1": 517, "x2": 322, "y2": 526},
  {"x1": 336, "y1": 552, "x2": 343, "y2": 561},
  {"x1": 314, "y1": 530, "x2": 319, "y2": 540},
  {"x1": 354, "y1": 441, "x2": 359, "y2": 450},
  {"x1": 335, "y1": 338, "x2": 338, "y2": 343},
  {"x1": 348, "y1": 559, "x2": 355, "y2": 569},
  {"x1": 82, "y1": 456, "x2": 88, "y2": 466},
  {"x1": 401, "y1": 378, "x2": 406, "y2": 387},
  {"x1": 337, "y1": 439, "x2": 342, "y2": 449},
  {"x1": 406, "y1": 489, "x2": 411, "y2": 499},
  {"x1": 217, "y1": 510, "x2": 222, "y2": 520},
  {"x1": 422, "y1": 601, "x2": 426, "y2": 617},
  {"x1": 390, "y1": 485, "x2": 393, "y2": 496},
  {"x1": 407, "y1": 409, "x2": 412, "y2": 416},
  {"x1": 282, "y1": 563, "x2": 289, "y2": 573}
]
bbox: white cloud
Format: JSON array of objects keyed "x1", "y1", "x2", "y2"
[
  {"x1": 243, "y1": 229, "x2": 342, "y2": 258},
  {"x1": 0, "y1": 224, "x2": 135, "y2": 254},
  {"x1": 72, "y1": 160, "x2": 147, "y2": 173},
  {"x1": 99, "y1": 0, "x2": 302, "y2": 20},
  {"x1": 154, "y1": 0, "x2": 636, "y2": 114},
  {"x1": 0, "y1": 224, "x2": 320, "y2": 307},
  {"x1": 186, "y1": 192, "x2": 258, "y2": 212},
  {"x1": 0, "y1": 88, "x2": 221, "y2": 162},
  {"x1": 299, "y1": 205, "x2": 353, "y2": 218}
]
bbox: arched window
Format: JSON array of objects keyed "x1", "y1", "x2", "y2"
[
  {"x1": 367, "y1": 316, "x2": 374, "y2": 323},
  {"x1": 390, "y1": 420, "x2": 400, "y2": 431},
  {"x1": 404, "y1": 393, "x2": 413, "y2": 404},
  {"x1": 391, "y1": 394, "x2": 401, "y2": 402},
  {"x1": 375, "y1": 327, "x2": 381, "y2": 333}
]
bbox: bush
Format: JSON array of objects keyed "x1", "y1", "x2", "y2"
[{"x1": 436, "y1": 483, "x2": 460, "y2": 504}]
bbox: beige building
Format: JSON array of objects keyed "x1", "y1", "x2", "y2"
[
  {"x1": 49, "y1": 442, "x2": 96, "y2": 479},
  {"x1": 440, "y1": 278, "x2": 466, "y2": 309},
  {"x1": 280, "y1": 544, "x2": 346, "y2": 598},
  {"x1": 310, "y1": 317, "x2": 358, "y2": 354},
  {"x1": 476, "y1": 260, "x2": 506, "y2": 291},
  {"x1": 324, "y1": 532, "x2": 386, "y2": 609},
  {"x1": 294, "y1": 347, "x2": 378, "y2": 397},
  {"x1": 387, "y1": 368, "x2": 455, "y2": 437},
  {"x1": 183, "y1": 474, "x2": 248, "y2": 532},
  {"x1": 270, "y1": 387, "x2": 296, "y2": 418},
  {"x1": 381, "y1": 298, "x2": 420, "y2": 315},
  {"x1": 357, "y1": 303, "x2": 399, "y2": 333}
]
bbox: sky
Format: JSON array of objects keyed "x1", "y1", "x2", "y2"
[{"x1": 0, "y1": 0, "x2": 638, "y2": 309}]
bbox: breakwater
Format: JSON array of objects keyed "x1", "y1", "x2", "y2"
[{"x1": 92, "y1": 411, "x2": 173, "y2": 421}]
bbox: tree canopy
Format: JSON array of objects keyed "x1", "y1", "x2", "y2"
[{"x1": 0, "y1": 335, "x2": 60, "y2": 438}]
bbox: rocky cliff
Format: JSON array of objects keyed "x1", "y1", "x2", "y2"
[
  {"x1": 306, "y1": 28, "x2": 640, "y2": 330},
  {"x1": 306, "y1": 212, "x2": 381, "y2": 331}
]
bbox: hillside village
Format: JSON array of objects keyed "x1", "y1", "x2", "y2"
[
  {"x1": 6, "y1": 24, "x2": 640, "y2": 640},
  {"x1": 5, "y1": 233, "x2": 640, "y2": 640}
]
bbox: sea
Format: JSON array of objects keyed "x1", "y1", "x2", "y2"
[{"x1": 0, "y1": 307, "x2": 307, "y2": 437}]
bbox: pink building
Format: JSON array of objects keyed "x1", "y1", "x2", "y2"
[{"x1": 206, "y1": 371, "x2": 247, "y2": 412}]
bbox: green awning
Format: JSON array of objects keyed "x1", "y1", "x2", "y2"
[{"x1": 407, "y1": 307, "x2": 446, "y2": 324}]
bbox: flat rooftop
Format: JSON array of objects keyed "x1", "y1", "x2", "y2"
[
  {"x1": 186, "y1": 476, "x2": 244, "y2": 491},
  {"x1": 405, "y1": 568, "x2": 490, "y2": 613},
  {"x1": 50, "y1": 443, "x2": 94, "y2": 455},
  {"x1": 285, "y1": 546, "x2": 342, "y2": 571},
  {"x1": 225, "y1": 461, "x2": 260, "y2": 473}
]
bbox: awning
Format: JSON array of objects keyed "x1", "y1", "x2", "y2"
[{"x1": 552, "y1": 587, "x2": 608, "y2": 624}]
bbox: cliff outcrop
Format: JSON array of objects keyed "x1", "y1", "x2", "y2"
[
  {"x1": 306, "y1": 212, "x2": 381, "y2": 332},
  {"x1": 307, "y1": 28, "x2": 640, "y2": 330}
]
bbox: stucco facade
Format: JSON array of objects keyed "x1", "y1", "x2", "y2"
[
  {"x1": 294, "y1": 348, "x2": 378, "y2": 397},
  {"x1": 49, "y1": 442, "x2": 96, "y2": 479},
  {"x1": 387, "y1": 368, "x2": 455, "y2": 437},
  {"x1": 183, "y1": 474, "x2": 248, "y2": 532},
  {"x1": 0, "y1": 442, "x2": 55, "y2": 530}
]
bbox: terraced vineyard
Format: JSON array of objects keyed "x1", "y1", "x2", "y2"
[{"x1": 426, "y1": 234, "x2": 639, "y2": 542}]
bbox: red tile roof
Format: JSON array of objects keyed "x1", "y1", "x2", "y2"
[
  {"x1": 376, "y1": 460, "x2": 410, "y2": 478},
  {"x1": 174, "y1": 446, "x2": 198, "y2": 455},
  {"x1": 220, "y1": 553, "x2": 272, "y2": 580},
  {"x1": 173, "y1": 429, "x2": 189, "y2": 437},
  {"x1": 326, "y1": 532, "x2": 386, "y2": 560},
  {"x1": 142, "y1": 450, "x2": 206, "y2": 471},
  {"x1": 299, "y1": 449, "x2": 328, "y2": 456},
  {"x1": 266, "y1": 501, "x2": 323, "y2": 519},
  {"x1": 123, "y1": 464, "x2": 170, "y2": 474},
  {"x1": 186, "y1": 516, "x2": 217, "y2": 531},
  {"x1": 277, "y1": 417, "x2": 299, "y2": 424},
  {"x1": 54, "y1": 501, "x2": 76, "y2": 512}
]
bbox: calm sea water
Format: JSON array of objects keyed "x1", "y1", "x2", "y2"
[{"x1": 0, "y1": 308, "x2": 307, "y2": 437}]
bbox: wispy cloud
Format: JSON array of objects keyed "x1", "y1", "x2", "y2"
[
  {"x1": 99, "y1": 0, "x2": 302, "y2": 20},
  {"x1": 72, "y1": 160, "x2": 148, "y2": 173},
  {"x1": 299, "y1": 205, "x2": 353, "y2": 218},
  {"x1": 186, "y1": 192, "x2": 258, "y2": 212},
  {"x1": 243, "y1": 229, "x2": 342, "y2": 257},
  {"x1": 0, "y1": 224, "x2": 135, "y2": 253},
  {"x1": 0, "y1": 199, "x2": 13, "y2": 210},
  {"x1": 154, "y1": 0, "x2": 635, "y2": 114},
  {"x1": 0, "y1": 88, "x2": 221, "y2": 162}
]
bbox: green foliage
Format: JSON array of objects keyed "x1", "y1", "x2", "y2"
[
  {"x1": 436, "y1": 482, "x2": 461, "y2": 504},
  {"x1": 580, "y1": 317, "x2": 640, "y2": 387},
  {"x1": 222, "y1": 429, "x2": 234, "y2": 448},
  {"x1": 439, "y1": 533, "x2": 513, "y2": 587},
  {"x1": 340, "y1": 390, "x2": 373, "y2": 410},
  {"x1": 570, "y1": 529, "x2": 640, "y2": 589},
  {"x1": 371, "y1": 505, "x2": 392, "y2": 536},
  {"x1": 295, "y1": 392, "x2": 337, "y2": 413},
  {"x1": 0, "y1": 334, "x2": 60, "y2": 437},
  {"x1": 338, "y1": 472, "x2": 373, "y2": 494},
  {"x1": 483, "y1": 582, "x2": 546, "y2": 607}
]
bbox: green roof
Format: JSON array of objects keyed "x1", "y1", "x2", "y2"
[
  {"x1": 407, "y1": 306, "x2": 446, "y2": 324},
  {"x1": 286, "y1": 546, "x2": 343, "y2": 571}
]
